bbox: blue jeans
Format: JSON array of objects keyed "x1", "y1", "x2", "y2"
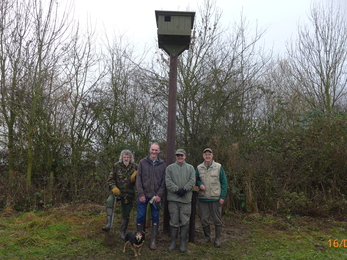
[{"x1": 136, "y1": 196, "x2": 160, "y2": 223}]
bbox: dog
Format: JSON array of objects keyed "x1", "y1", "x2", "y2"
[{"x1": 123, "y1": 231, "x2": 145, "y2": 257}]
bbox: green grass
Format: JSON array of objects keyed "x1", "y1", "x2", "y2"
[{"x1": 0, "y1": 205, "x2": 346, "y2": 259}]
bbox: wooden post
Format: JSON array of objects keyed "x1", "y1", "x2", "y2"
[
  {"x1": 165, "y1": 55, "x2": 178, "y2": 165},
  {"x1": 189, "y1": 189, "x2": 198, "y2": 242},
  {"x1": 163, "y1": 55, "x2": 178, "y2": 235}
]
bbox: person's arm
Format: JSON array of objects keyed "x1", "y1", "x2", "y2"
[
  {"x1": 130, "y1": 164, "x2": 138, "y2": 183},
  {"x1": 196, "y1": 168, "x2": 205, "y2": 190},
  {"x1": 107, "y1": 164, "x2": 121, "y2": 195},
  {"x1": 155, "y1": 163, "x2": 167, "y2": 201},
  {"x1": 165, "y1": 165, "x2": 179, "y2": 193},
  {"x1": 219, "y1": 166, "x2": 228, "y2": 200},
  {"x1": 107, "y1": 170, "x2": 116, "y2": 189},
  {"x1": 195, "y1": 168, "x2": 202, "y2": 186},
  {"x1": 184, "y1": 165, "x2": 196, "y2": 191}
]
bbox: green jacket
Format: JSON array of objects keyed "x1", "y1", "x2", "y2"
[
  {"x1": 107, "y1": 161, "x2": 137, "y2": 203},
  {"x1": 165, "y1": 161, "x2": 196, "y2": 203}
]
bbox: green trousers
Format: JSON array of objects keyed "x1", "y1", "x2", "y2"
[{"x1": 106, "y1": 194, "x2": 133, "y2": 220}]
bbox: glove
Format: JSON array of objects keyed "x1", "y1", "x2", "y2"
[
  {"x1": 112, "y1": 187, "x2": 121, "y2": 196},
  {"x1": 175, "y1": 188, "x2": 186, "y2": 197},
  {"x1": 130, "y1": 171, "x2": 137, "y2": 182},
  {"x1": 153, "y1": 201, "x2": 162, "y2": 210},
  {"x1": 192, "y1": 186, "x2": 199, "y2": 192}
]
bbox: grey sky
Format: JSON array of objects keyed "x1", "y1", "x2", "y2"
[{"x1": 72, "y1": 0, "x2": 344, "y2": 54}]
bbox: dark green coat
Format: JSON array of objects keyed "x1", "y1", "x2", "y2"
[{"x1": 107, "y1": 162, "x2": 137, "y2": 203}]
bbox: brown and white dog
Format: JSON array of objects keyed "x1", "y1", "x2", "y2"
[{"x1": 123, "y1": 231, "x2": 145, "y2": 257}]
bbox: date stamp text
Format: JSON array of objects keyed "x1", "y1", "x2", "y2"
[{"x1": 328, "y1": 239, "x2": 347, "y2": 247}]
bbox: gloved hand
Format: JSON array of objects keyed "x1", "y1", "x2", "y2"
[
  {"x1": 153, "y1": 201, "x2": 162, "y2": 210},
  {"x1": 112, "y1": 187, "x2": 121, "y2": 196},
  {"x1": 175, "y1": 188, "x2": 186, "y2": 197},
  {"x1": 192, "y1": 186, "x2": 199, "y2": 192},
  {"x1": 130, "y1": 171, "x2": 137, "y2": 182}
]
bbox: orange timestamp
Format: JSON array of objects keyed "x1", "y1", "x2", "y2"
[{"x1": 328, "y1": 239, "x2": 347, "y2": 247}]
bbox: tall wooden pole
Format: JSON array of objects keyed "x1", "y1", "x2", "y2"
[
  {"x1": 166, "y1": 55, "x2": 178, "y2": 165},
  {"x1": 163, "y1": 55, "x2": 178, "y2": 234}
]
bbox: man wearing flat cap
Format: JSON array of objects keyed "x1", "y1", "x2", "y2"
[
  {"x1": 165, "y1": 148, "x2": 195, "y2": 253},
  {"x1": 196, "y1": 148, "x2": 228, "y2": 248}
]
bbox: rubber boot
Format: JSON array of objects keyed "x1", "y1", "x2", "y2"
[
  {"x1": 120, "y1": 219, "x2": 129, "y2": 240},
  {"x1": 214, "y1": 225, "x2": 222, "y2": 248},
  {"x1": 201, "y1": 225, "x2": 211, "y2": 243},
  {"x1": 179, "y1": 224, "x2": 189, "y2": 253},
  {"x1": 168, "y1": 226, "x2": 178, "y2": 251},
  {"x1": 150, "y1": 223, "x2": 159, "y2": 250},
  {"x1": 102, "y1": 207, "x2": 114, "y2": 231},
  {"x1": 136, "y1": 221, "x2": 144, "y2": 232}
]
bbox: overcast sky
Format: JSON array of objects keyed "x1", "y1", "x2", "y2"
[{"x1": 72, "y1": 0, "x2": 345, "y2": 55}]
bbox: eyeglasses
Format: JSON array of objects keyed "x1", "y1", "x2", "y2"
[{"x1": 175, "y1": 154, "x2": 184, "y2": 157}]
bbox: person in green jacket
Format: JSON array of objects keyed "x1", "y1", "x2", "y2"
[
  {"x1": 102, "y1": 150, "x2": 137, "y2": 241},
  {"x1": 196, "y1": 148, "x2": 228, "y2": 248},
  {"x1": 165, "y1": 149, "x2": 195, "y2": 253}
]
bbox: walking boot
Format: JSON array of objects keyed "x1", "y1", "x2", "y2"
[
  {"x1": 179, "y1": 224, "x2": 189, "y2": 253},
  {"x1": 102, "y1": 207, "x2": 114, "y2": 231},
  {"x1": 150, "y1": 223, "x2": 159, "y2": 250},
  {"x1": 168, "y1": 226, "x2": 178, "y2": 251},
  {"x1": 120, "y1": 219, "x2": 129, "y2": 240},
  {"x1": 214, "y1": 225, "x2": 222, "y2": 248},
  {"x1": 201, "y1": 225, "x2": 211, "y2": 243}
]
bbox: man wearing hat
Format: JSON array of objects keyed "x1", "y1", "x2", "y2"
[
  {"x1": 196, "y1": 148, "x2": 228, "y2": 248},
  {"x1": 165, "y1": 148, "x2": 196, "y2": 253}
]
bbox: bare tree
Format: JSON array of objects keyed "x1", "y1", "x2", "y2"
[
  {"x1": 149, "y1": 0, "x2": 270, "y2": 165},
  {"x1": 22, "y1": 0, "x2": 74, "y2": 188},
  {"x1": 94, "y1": 34, "x2": 158, "y2": 161},
  {"x1": 256, "y1": 58, "x2": 305, "y2": 132},
  {"x1": 0, "y1": 0, "x2": 29, "y2": 183},
  {"x1": 58, "y1": 18, "x2": 106, "y2": 198},
  {"x1": 287, "y1": 1, "x2": 347, "y2": 112},
  {"x1": 0, "y1": 0, "x2": 77, "y2": 189}
]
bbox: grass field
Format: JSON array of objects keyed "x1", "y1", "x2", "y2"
[{"x1": 1, "y1": 204, "x2": 346, "y2": 259}]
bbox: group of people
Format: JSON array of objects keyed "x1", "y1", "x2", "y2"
[{"x1": 102, "y1": 142, "x2": 228, "y2": 253}]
